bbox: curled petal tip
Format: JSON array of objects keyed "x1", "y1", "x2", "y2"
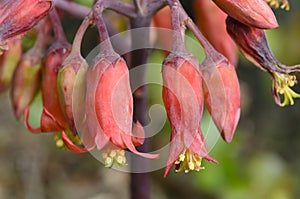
[{"x1": 62, "y1": 131, "x2": 89, "y2": 153}]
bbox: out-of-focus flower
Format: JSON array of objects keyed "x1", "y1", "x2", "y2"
[
  {"x1": 0, "y1": 40, "x2": 22, "y2": 93},
  {"x1": 24, "y1": 42, "x2": 71, "y2": 133},
  {"x1": 226, "y1": 16, "x2": 300, "y2": 106},
  {"x1": 11, "y1": 48, "x2": 41, "y2": 119},
  {"x1": 0, "y1": 0, "x2": 52, "y2": 54},
  {"x1": 83, "y1": 55, "x2": 159, "y2": 167},
  {"x1": 193, "y1": 0, "x2": 237, "y2": 65},
  {"x1": 162, "y1": 53, "x2": 217, "y2": 177},
  {"x1": 11, "y1": 18, "x2": 50, "y2": 119},
  {"x1": 212, "y1": 0, "x2": 278, "y2": 29},
  {"x1": 202, "y1": 61, "x2": 240, "y2": 143}
]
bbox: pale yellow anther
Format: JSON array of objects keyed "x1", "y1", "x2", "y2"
[
  {"x1": 118, "y1": 150, "x2": 125, "y2": 156},
  {"x1": 174, "y1": 149, "x2": 205, "y2": 174},
  {"x1": 56, "y1": 139, "x2": 64, "y2": 148},
  {"x1": 188, "y1": 162, "x2": 195, "y2": 170},
  {"x1": 116, "y1": 155, "x2": 126, "y2": 165},
  {"x1": 102, "y1": 149, "x2": 127, "y2": 168},
  {"x1": 102, "y1": 152, "x2": 108, "y2": 159},
  {"x1": 266, "y1": 0, "x2": 290, "y2": 10},
  {"x1": 104, "y1": 157, "x2": 113, "y2": 168},
  {"x1": 179, "y1": 154, "x2": 185, "y2": 161},
  {"x1": 273, "y1": 72, "x2": 300, "y2": 106},
  {"x1": 109, "y1": 150, "x2": 117, "y2": 158}
]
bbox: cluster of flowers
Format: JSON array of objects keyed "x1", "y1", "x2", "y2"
[{"x1": 0, "y1": 0, "x2": 298, "y2": 176}]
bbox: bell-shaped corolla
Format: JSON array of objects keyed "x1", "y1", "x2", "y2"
[
  {"x1": 202, "y1": 60, "x2": 240, "y2": 143},
  {"x1": 83, "y1": 55, "x2": 159, "y2": 167},
  {"x1": 162, "y1": 53, "x2": 217, "y2": 177}
]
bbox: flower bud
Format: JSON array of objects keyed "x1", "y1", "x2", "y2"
[
  {"x1": 10, "y1": 49, "x2": 41, "y2": 119},
  {"x1": 0, "y1": 40, "x2": 22, "y2": 93},
  {"x1": 0, "y1": 0, "x2": 52, "y2": 54},
  {"x1": 193, "y1": 0, "x2": 237, "y2": 65},
  {"x1": 212, "y1": 0, "x2": 278, "y2": 29},
  {"x1": 202, "y1": 61, "x2": 240, "y2": 143},
  {"x1": 40, "y1": 42, "x2": 71, "y2": 132},
  {"x1": 84, "y1": 55, "x2": 159, "y2": 164},
  {"x1": 57, "y1": 54, "x2": 88, "y2": 135},
  {"x1": 162, "y1": 54, "x2": 216, "y2": 177}
]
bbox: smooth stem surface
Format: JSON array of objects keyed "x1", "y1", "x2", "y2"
[
  {"x1": 49, "y1": 9, "x2": 68, "y2": 42},
  {"x1": 170, "y1": 2, "x2": 187, "y2": 54},
  {"x1": 93, "y1": 2, "x2": 115, "y2": 55},
  {"x1": 129, "y1": 15, "x2": 152, "y2": 199},
  {"x1": 53, "y1": 0, "x2": 90, "y2": 18},
  {"x1": 71, "y1": 16, "x2": 91, "y2": 55}
]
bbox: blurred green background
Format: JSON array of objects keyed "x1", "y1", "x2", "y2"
[{"x1": 1, "y1": 1, "x2": 300, "y2": 199}]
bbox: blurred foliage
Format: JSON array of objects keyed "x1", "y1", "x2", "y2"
[{"x1": 1, "y1": 1, "x2": 300, "y2": 199}]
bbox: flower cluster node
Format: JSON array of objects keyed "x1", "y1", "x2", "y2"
[
  {"x1": 102, "y1": 150, "x2": 127, "y2": 168},
  {"x1": 174, "y1": 149, "x2": 204, "y2": 173},
  {"x1": 265, "y1": 0, "x2": 290, "y2": 10},
  {"x1": 273, "y1": 73, "x2": 300, "y2": 106}
]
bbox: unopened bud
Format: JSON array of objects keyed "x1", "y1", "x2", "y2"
[
  {"x1": 212, "y1": 0, "x2": 278, "y2": 29},
  {"x1": 0, "y1": 40, "x2": 22, "y2": 93}
]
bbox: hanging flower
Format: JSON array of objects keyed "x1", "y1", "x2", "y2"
[
  {"x1": 202, "y1": 61, "x2": 240, "y2": 143},
  {"x1": 226, "y1": 16, "x2": 300, "y2": 106},
  {"x1": 162, "y1": 53, "x2": 217, "y2": 177},
  {"x1": 83, "y1": 55, "x2": 159, "y2": 167}
]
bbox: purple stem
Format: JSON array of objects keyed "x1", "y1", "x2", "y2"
[
  {"x1": 169, "y1": 2, "x2": 187, "y2": 54},
  {"x1": 53, "y1": 0, "x2": 90, "y2": 18},
  {"x1": 49, "y1": 9, "x2": 68, "y2": 43},
  {"x1": 71, "y1": 15, "x2": 92, "y2": 55},
  {"x1": 93, "y1": 2, "x2": 115, "y2": 55}
]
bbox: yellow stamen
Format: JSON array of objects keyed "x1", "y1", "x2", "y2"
[
  {"x1": 273, "y1": 72, "x2": 300, "y2": 107},
  {"x1": 174, "y1": 149, "x2": 204, "y2": 173},
  {"x1": 265, "y1": 0, "x2": 290, "y2": 10},
  {"x1": 102, "y1": 149, "x2": 127, "y2": 168}
]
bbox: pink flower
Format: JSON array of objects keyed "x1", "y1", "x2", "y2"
[
  {"x1": 83, "y1": 56, "x2": 159, "y2": 167},
  {"x1": 162, "y1": 54, "x2": 217, "y2": 177}
]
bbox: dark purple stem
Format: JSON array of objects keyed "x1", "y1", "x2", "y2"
[
  {"x1": 49, "y1": 9, "x2": 68, "y2": 43},
  {"x1": 129, "y1": 12, "x2": 152, "y2": 199}
]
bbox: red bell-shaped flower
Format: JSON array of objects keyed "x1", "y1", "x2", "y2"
[
  {"x1": 162, "y1": 53, "x2": 217, "y2": 177},
  {"x1": 83, "y1": 55, "x2": 159, "y2": 167},
  {"x1": 202, "y1": 61, "x2": 240, "y2": 143}
]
